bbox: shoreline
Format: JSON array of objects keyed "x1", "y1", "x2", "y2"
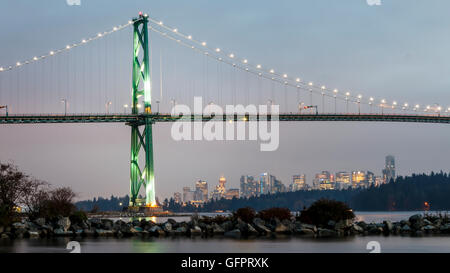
[{"x1": 2, "y1": 212, "x2": 449, "y2": 240}]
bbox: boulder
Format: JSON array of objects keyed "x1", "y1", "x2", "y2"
[
  {"x1": 12, "y1": 222, "x2": 26, "y2": 229},
  {"x1": 28, "y1": 231, "x2": 40, "y2": 238},
  {"x1": 89, "y1": 218, "x2": 102, "y2": 228},
  {"x1": 190, "y1": 226, "x2": 202, "y2": 236},
  {"x1": 335, "y1": 219, "x2": 353, "y2": 230},
  {"x1": 356, "y1": 221, "x2": 367, "y2": 230},
  {"x1": 175, "y1": 226, "x2": 187, "y2": 235},
  {"x1": 1, "y1": 233, "x2": 10, "y2": 239},
  {"x1": 54, "y1": 228, "x2": 72, "y2": 236},
  {"x1": 351, "y1": 223, "x2": 364, "y2": 233},
  {"x1": 253, "y1": 219, "x2": 271, "y2": 235},
  {"x1": 101, "y1": 219, "x2": 114, "y2": 230},
  {"x1": 163, "y1": 222, "x2": 172, "y2": 232},
  {"x1": 409, "y1": 214, "x2": 423, "y2": 224},
  {"x1": 423, "y1": 225, "x2": 436, "y2": 233},
  {"x1": 296, "y1": 228, "x2": 315, "y2": 237},
  {"x1": 383, "y1": 220, "x2": 393, "y2": 233},
  {"x1": 327, "y1": 220, "x2": 336, "y2": 228},
  {"x1": 224, "y1": 229, "x2": 241, "y2": 238},
  {"x1": 211, "y1": 223, "x2": 224, "y2": 234},
  {"x1": 167, "y1": 218, "x2": 177, "y2": 226},
  {"x1": 149, "y1": 225, "x2": 165, "y2": 236},
  {"x1": 317, "y1": 228, "x2": 337, "y2": 238},
  {"x1": 298, "y1": 223, "x2": 317, "y2": 232},
  {"x1": 401, "y1": 225, "x2": 411, "y2": 233},
  {"x1": 220, "y1": 221, "x2": 234, "y2": 232},
  {"x1": 35, "y1": 218, "x2": 46, "y2": 227},
  {"x1": 274, "y1": 223, "x2": 290, "y2": 234},
  {"x1": 96, "y1": 229, "x2": 114, "y2": 236}
]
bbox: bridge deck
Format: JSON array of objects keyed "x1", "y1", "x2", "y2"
[{"x1": 0, "y1": 113, "x2": 449, "y2": 124}]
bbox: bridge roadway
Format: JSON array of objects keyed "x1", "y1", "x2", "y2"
[{"x1": 0, "y1": 113, "x2": 449, "y2": 125}]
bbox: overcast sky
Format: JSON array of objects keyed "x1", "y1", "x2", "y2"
[{"x1": 0, "y1": 0, "x2": 449, "y2": 201}]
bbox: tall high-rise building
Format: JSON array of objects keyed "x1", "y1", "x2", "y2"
[
  {"x1": 240, "y1": 175, "x2": 259, "y2": 198},
  {"x1": 366, "y1": 171, "x2": 375, "y2": 187},
  {"x1": 352, "y1": 171, "x2": 366, "y2": 188},
  {"x1": 259, "y1": 173, "x2": 285, "y2": 194},
  {"x1": 173, "y1": 192, "x2": 182, "y2": 204},
  {"x1": 183, "y1": 187, "x2": 195, "y2": 203},
  {"x1": 211, "y1": 176, "x2": 227, "y2": 200},
  {"x1": 383, "y1": 155, "x2": 396, "y2": 183},
  {"x1": 314, "y1": 171, "x2": 333, "y2": 190},
  {"x1": 259, "y1": 173, "x2": 271, "y2": 195},
  {"x1": 291, "y1": 174, "x2": 307, "y2": 191},
  {"x1": 195, "y1": 180, "x2": 208, "y2": 202},
  {"x1": 335, "y1": 172, "x2": 351, "y2": 190}
]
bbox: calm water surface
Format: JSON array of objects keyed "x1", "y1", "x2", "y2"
[{"x1": 1, "y1": 211, "x2": 449, "y2": 253}]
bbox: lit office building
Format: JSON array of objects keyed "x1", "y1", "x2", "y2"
[
  {"x1": 314, "y1": 171, "x2": 334, "y2": 190},
  {"x1": 225, "y1": 188, "x2": 240, "y2": 200},
  {"x1": 240, "y1": 175, "x2": 259, "y2": 198},
  {"x1": 335, "y1": 172, "x2": 351, "y2": 190},
  {"x1": 211, "y1": 176, "x2": 227, "y2": 200},
  {"x1": 195, "y1": 180, "x2": 208, "y2": 202},
  {"x1": 291, "y1": 174, "x2": 307, "y2": 191},
  {"x1": 352, "y1": 171, "x2": 366, "y2": 188}
]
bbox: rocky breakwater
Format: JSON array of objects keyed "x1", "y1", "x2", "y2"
[{"x1": 1, "y1": 213, "x2": 450, "y2": 240}]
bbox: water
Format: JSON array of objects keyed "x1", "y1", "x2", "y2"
[{"x1": 1, "y1": 211, "x2": 450, "y2": 253}]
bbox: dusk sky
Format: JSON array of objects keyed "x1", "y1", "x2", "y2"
[{"x1": 0, "y1": 0, "x2": 449, "y2": 201}]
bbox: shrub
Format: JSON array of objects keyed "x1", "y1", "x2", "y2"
[
  {"x1": 257, "y1": 207, "x2": 291, "y2": 221},
  {"x1": 233, "y1": 207, "x2": 256, "y2": 223},
  {"x1": 69, "y1": 210, "x2": 88, "y2": 224},
  {"x1": 298, "y1": 199, "x2": 355, "y2": 226}
]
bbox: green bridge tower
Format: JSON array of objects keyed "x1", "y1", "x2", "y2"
[{"x1": 128, "y1": 13, "x2": 156, "y2": 207}]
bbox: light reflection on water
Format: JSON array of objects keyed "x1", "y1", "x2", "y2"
[{"x1": 2, "y1": 235, "x2": 450, "y2": 253}]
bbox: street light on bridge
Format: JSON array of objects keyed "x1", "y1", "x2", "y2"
[
  {"x1": 0, "y1": 105, "x2": 8, "y2": 117},
  {"x1": 105, "y1": 101, "x2": 112, "y2": 114},
  {"x1": 123, "y1": 104, "x2": 129, "y2": 114},
  {"x1": 61, "y1": 99, "x2": 67, "y2": 116},
  {"x1": 333, "y1": 89, "x2": 338, "y2": 114}
]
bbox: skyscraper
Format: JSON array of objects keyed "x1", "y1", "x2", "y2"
[
  {"x1": 382, "y1": 155, "x2": 396, "y2": 183},
  {"x1": 240, "y1": 175, "x2": 259, "y2": 198},
  {"x1": 291, "y1": 174, "x2": 307, "y2": 191},
  {"x1": 183, "y1": 187, "x2": 195, "y2": 203},
  {"x1": 314, "y1": 171, "x2": 333, "y2": 190},
  {"x1": 195, "y1": 180, "x2": 208, "y2": 202},
  {"x1": 335, "y1": 172, "x2": 351, "y2": 190},
  {"x1": 211, "y1": 176, "x2": 227, "y2": 200}
]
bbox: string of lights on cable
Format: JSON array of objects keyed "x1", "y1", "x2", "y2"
[
  {"x1": 0, "y1": 21, "x2": 133, "y2": 73},
  {"x1": 146, "y1": 16, "x2": 449, "y2": 114}
]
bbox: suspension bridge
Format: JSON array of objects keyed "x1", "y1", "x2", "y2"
[{"x1": 0, "y1": 13, "x2": 449, "y2": 208}]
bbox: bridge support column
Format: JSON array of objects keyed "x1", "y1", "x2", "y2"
[{"x1": 128, "y1": 13, "x2": 156, "y2": 207}]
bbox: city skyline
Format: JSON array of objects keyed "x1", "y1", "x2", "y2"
[{"x1": 172, "y1": 155, "x2": 400, "y2": 205}]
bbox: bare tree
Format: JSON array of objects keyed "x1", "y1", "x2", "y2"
[{"x1": 0, "y1": 163, "x2": 46, "y2": 224}]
